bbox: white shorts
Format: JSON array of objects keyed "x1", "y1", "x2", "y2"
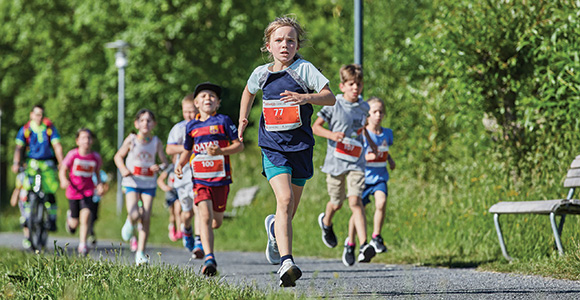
[{"x1": 176, "y1": 184, "x2": 194, "y2": 212}]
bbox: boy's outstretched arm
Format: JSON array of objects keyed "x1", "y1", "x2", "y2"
[
  {"x1": 238, "y1": 86, "x2": 256, "y2": 142},
  {"x1": 312, "y1": 117, "x2": 345, "y2": 142},
  {"x1": 280, "y1": 85, "x2": 335, "y2": 106}
]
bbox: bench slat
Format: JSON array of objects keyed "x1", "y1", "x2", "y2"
[
  {"x1": 564, "y1": 177, "x2": 580, "y2": 188},
  {"x1": 489, "y1": 199, "x2": 580, "y2": 215},
  {"x1": 566, "y1": 168, "x2": 580, "y2": 178},
  {"x1": 571, "y1": 157, "x2": 580, "y2": 169}
]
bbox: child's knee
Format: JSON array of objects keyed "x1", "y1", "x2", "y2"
[{"x1": 212, "y1": 219, "x2": 222, "y2": 229}]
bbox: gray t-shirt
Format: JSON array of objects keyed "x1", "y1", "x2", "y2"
[{"x1": 318, "y1": 94, "x2": 369, "y2": 176}]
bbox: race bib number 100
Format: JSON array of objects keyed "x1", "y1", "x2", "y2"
[
  {"x1": 263, "y1": 99, "x2": 302, "y2": 131},
  {"x1": 192, "y1": 154, "x2": 226, "y2": 179}
]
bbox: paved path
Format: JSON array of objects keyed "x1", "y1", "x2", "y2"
[{"x1": 2, "y1": 232, "x2": 580, "y2": 299}]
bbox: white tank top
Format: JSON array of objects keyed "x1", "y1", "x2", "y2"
[{"x1": 122, "y1": 134, "x2": 160, "y2": 189}]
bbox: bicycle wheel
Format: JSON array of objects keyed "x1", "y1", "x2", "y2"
[{"x1": 27, "y1": 193, "x2": 48, "y2": 251}]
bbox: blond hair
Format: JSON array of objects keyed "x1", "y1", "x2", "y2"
[
  {"x1": 367, "y1": 96, "x2": 386, "y2": 113},
  {"x1": 339, "y1": 64, "x2": 363, "y2": 83},
  {"x1": 182, "y1": 93, "x2": 195, "y2": 105},
  {"x1": 261, "y1": 16, "x2": 306, "y2": 61}
]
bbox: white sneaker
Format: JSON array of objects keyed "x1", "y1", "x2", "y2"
[
  {"x1": 264, "y1": 214, "x2": 280, "y2": 264},
  {"x1": 278, "y1": 259, "x2": 302, "y2": 287},
  {"x1": 135, "y1": 251, "x2": 149, "y2": 265},
  {"x1": 121, "y1": 218, "x2": 134, "y2": 242}
]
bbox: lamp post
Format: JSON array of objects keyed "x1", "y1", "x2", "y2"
[{"x1": 106, "y1": 40, "x2": 130, "y2": 216}]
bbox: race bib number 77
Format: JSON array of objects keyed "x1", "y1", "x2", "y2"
[{"x1": 263, "y1": 99, "x2": 302, "y2": 131}]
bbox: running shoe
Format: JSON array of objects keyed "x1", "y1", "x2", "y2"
[
  {"x1": 130, "y1": 236, "x2": 138, "y2": 252},
  {"x1": 168, "y1": 224, "x2": 178, "y2": 242},
  {"x1": 358, "y1": 242, "x2": 376, "y2": 263},
  {"x1": 318, "y1": 213, "x2": 337, "y2": 248},
  {"x1": 370, "y1": 235, "x2": 388, "y2": 253},
  {"x1": 87, "y1": 234, "x2": 97, "y2": 248},
  {"x1": 175, "y1": 230, "x2": 183, "y2": 240},
  {"x1": 277, "y1": 259, "x2": 302, "y2": 287},
  {"x1": 121, "y1": 218, "x2": 134, "y2": 242},
  {"x1": 192, "y1": 240, "x2": 204, "y2": 259},
  {"x1": 65, "y1": 210, "x2": 73, "y2": 234},
  {"x1": 135, "y1": 251, "x2": 149, "y2": 265},
  {"x1": 78, "y1": 244, "x2": 88, "y2": 256},
  {"x1": 201, "y1": 259, "x2": 217, "y2": 276},
  {"x1": 22, "y1": 239, "x2": 32, "y2": 250},
  {"x1": 183, "y1": 233, "x2": 195, "y2": 252},
  {"x1": 342, "y1": 237, "x2": 356, "y2": 267},
  {"x1": 264, "y1": 214, "x2": 280, "y2": 265}
]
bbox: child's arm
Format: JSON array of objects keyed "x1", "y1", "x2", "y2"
[
  {"x1": 207, "y1": 139, "x2": 244, "y2": 157},
  {"x1": 94, "y1": 166, "x2": 105, "y2": 196},
  {"x1": 175, "y1": 149, "x2": 193, "y2": 179},
  {"x1": 312, "y1": 117, "x2": 345, "y2": 142},
  {"x1": 58, "y1": 163, "x2": 70, "y2": 190},
  {"x1": 166, "y1": 144, "x2": 184, "y2": 156},
  {"x1": 156, "y1": 170, "x2": 172, "y2": 192},
  {"x1": 238, "y1": 85, "x2": 256, "y2": 142},
  {"x1": 150, "y1": 140, "x2": 170, "y2": 173},
  {"x1": 280, "y1": 85, "x2": 335, "y2": 106},
  {"x1": 114, "y1": 135, "x2": 133, "y2": 177},
  {"x1": 388, "y1": 154, "x2": 396, "y2": 171},
  {"x1": 10, "y1": 187, "x2": 20, "y2": 207}
]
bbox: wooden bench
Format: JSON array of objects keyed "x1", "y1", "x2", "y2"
[{"x1": 489, "y1": 155, "x2": 580, "y2": 260}]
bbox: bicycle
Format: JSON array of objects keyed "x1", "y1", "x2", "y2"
[{"x1": 24, "y1": 160, "x2": 51, "y2": 251}]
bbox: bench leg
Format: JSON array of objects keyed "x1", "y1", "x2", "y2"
[
  {"x1": 550, "y1": 212, "x2": 565, "y2": 256},
  {"x1": 493, "y1": 213, "x2": 512, "y2": 261}
]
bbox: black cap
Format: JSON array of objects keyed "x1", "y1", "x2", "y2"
[{"x1": 194, "y1": 82, "x2": 222, "y2": 99}]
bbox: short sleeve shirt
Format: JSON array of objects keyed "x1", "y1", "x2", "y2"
[
  {"x1": 15, "y1": 121, "x2": 61, "y2": 160},
  {"x1": 62, "y1": 148, "x2": 102, "y2": 200},
  {"x1": 183, "y1": 114, "x2": 238, "y2": 186},
  {"x1": 247, "y1": 58, "x2": 329, "y2": 153},
  {"x1": 167, "y1": 120, "x2": 193, "y2": 188},
  {"x1": 318, "y1": 94, "x2": 370, "y2": 176},
  {"x1": 364, "y1": 127, "x2": 394, "y2": 185}
]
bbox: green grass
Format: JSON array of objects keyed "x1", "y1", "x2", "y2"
[
  {"x1": 0, "y1": 247, "x2": 301, "y2": 299},
  {"x1": 3, "y1": 143, "x2": 580, "y2": 284}
]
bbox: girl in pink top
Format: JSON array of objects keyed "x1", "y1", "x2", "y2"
[{"x1": 59, "y1": 128, "x2": 104, "y2": 255}]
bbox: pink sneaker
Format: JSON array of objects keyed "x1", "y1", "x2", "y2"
[
  {"x1": 130, "y1": 236, "x2": 138, "y2": 252},
  {"x1": 175, "y1": 229, "x2": 183, "y2": 240},
  {"x1": 168, "y1": 224, "x2": 178, "y2": 242}
]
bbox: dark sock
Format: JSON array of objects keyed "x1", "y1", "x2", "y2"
[
  {"x1": 280, "y1": 255, "x2": 293, "y2": 266},
  {"x1": 205, "y1": 253, "x2": 216, "y2": 264}
]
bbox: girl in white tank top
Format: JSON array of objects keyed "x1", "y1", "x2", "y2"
[{"x1": 114, "y1": 109, "x2": 170, "y2": 265}]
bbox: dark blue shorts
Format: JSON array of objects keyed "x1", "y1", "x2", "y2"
[
  {"x1": 362, "y1": 181, "x2": 388, "y2": 206},
  {"x1": 123, "y1": 186, "x2": 157, "y2": 197},
  {"x1": 261, "y1": 147, "x2": 313, "y2": 186}
]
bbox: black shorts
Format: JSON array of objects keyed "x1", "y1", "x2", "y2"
[{"x1": 68, "y1": 197, "x2": 96, "y2": 218}]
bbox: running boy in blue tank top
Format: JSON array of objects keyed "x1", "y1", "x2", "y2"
[
  {"x1": 238, "y1": 16, "x2": 336, "y2": 287},
  {"x1": 175, "y1": 82, "x2": 244, "y2": 277}
]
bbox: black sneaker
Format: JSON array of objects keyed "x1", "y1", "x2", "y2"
[
  {"x1": 342, "y1": 237, "x2": 355, "y2": 266},
  {"x1": 318, "y1": 213, "x2": 337, "y2": 248},
  {"x1": 370, "y1": 235, "x2": 388, "y2": 253},
  {"x1": 358, "y1": 242, "x2": 376, "y2": 263},
  {"x1": 202, "y1": 259, "x2": 217, "y2": 277}
]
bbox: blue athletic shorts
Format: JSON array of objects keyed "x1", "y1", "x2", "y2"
[
  {"x1": 123, "y1": 186, "x2": 157, "y2": 197},
  {"x1": 165, "y1": 189, "x2": 178, "y2": 207},
  {"x1": 362, "y1": 181, "x2": 388, "y2": 206},
  {"x1": 261, "y1": 150, "x2": 310, "y2": 187}
]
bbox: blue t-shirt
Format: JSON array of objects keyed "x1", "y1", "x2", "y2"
[
  {"x1": 364, "y1": 127, "x2": 394, "y2": 185},
  {"x1": 183, "y1": 114, "x2": 238, "y2": 186},
  {"x1": 15, "y1": 121, "x2": 61, "y2": 160},
  {"x1": 247, "y1": 58, "x2": 329, "y2": 153}
]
